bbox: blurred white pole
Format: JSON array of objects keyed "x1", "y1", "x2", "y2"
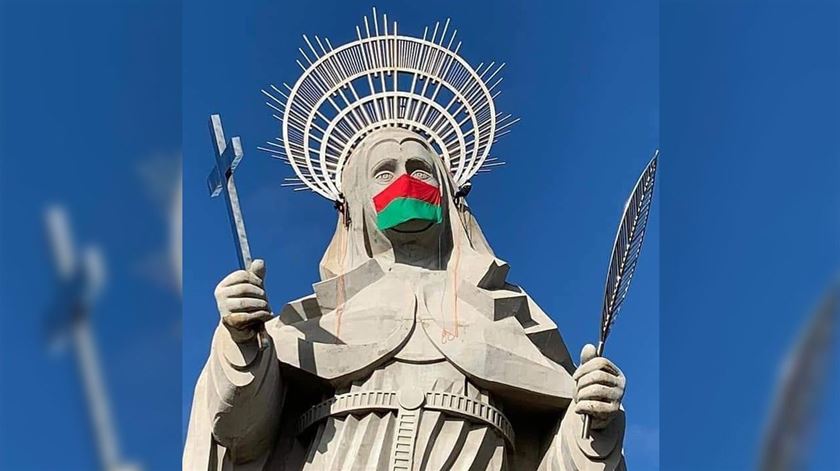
[
  {"x1": 74, "y1": 322, "x2": 123, "y2": 471},
  {"x1": 44, "y1": 205, "x2": 138, "y2": 471},
  {"x1": 757, "y1": 283, "x2": 838, "y2": 471}
]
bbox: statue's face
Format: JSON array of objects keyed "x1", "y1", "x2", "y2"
[{"x1": 366, "y1": 135, "x2": 441, "y2": 234}]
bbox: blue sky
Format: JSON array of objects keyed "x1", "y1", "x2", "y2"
[
  {"x1": 660, "y1": 1, "x2": 839, "y2": 469},
  {"x1": 0, "y1": 0, "x2": 182, "y2": 469},
  {"x1": 182, "y1": 0, "x2": 659, "y2": 468}
]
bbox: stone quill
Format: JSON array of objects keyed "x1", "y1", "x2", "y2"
[{"x1": 582, "y1": 150, "x2": 659, "y2": 438}]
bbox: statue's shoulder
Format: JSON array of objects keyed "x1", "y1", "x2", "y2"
[
  {"x1": 274, "y1": 292, "x2": 323, "y2": 327},
  {"x1": 419, "y1": 281, "x2": 577, "y2": 406},
  {"x1": 514, "y1": 286, "x2": 576, "y2": 374},
  {"x1": 459, "y1": 280, "x2": 576, "y2": 374},
  {"x1": 274, "y1": 258, "x2": 387, "y2": 327},
  {"x1": 263, "y1": 261, "x2": 415, "y2": 383}
]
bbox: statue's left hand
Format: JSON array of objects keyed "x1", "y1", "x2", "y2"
[{"x1": 572, "y1": 344, "x2": 626, "y2": 430}]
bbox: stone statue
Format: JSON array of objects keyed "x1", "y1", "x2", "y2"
[{"x1": 186, "y1": 10, "x2": 627, "y2": 470}]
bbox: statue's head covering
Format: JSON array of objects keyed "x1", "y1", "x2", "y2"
[
  {"x1": 260, "y1": 8, "x2": 516, "y2": 282},
  {"x1": 318, "y1": 126, "x2": 499, "y2": 282}
]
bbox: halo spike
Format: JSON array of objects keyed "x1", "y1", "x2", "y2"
[
  {"x1": 298, "y1": 47, "x2": 313, "y2": 66},
  {"x1": 265, "y1": 101, "x2": 284, "y2": 114},
  {"x1": 261, "y1": 88, "x2": 286, "y2": 107},
  {"x1": 270, "y1": 84, "x2": 290, "y2": 100},
  {"x1": 372, "y1": 7, "x2": 379, "y2": 36},
  {"x1": 439, "y1": 18, "x2": 450, "y2": 46},
  {"x1": 448, "y1": 30, "x2": 458, "y2": 50}
]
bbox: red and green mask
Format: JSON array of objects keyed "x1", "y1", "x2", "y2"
[{"x1": 373, "y1": 174, "x2": 443, "y2": 231}]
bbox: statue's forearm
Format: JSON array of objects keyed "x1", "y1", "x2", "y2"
[
  {"x1": 540, "y1": 407, "x2": 626, "y2": 470},
  {"x1": 207, "y1": 324, "x2": 283, "y2": 462}
]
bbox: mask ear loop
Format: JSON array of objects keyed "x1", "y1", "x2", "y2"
[
  {"x1": 335, "y1": 194, "x2": 351, "y2": 228},
  {"x1": 436, "y1": 167, "x2": 445, "y2": 271},
  {"x1": 334, "y1": 194, "x2": 350, "y2": 339},
  {"x1": 448, "y1": 192, "x2": 461, "y2": 343},
  {"x1": 437, "y1": 165, "x2": 460, "y2": 343},
  {"x1": 454, "y1": 181, "x2": 472, "y2": 240}
]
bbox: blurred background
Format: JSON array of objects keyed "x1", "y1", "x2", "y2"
[
  {"x1": 660, "y1": 1, "x2": 839, "y2": 470},
  {"x1": 0, "y1": 0, "x2": 837, "y2": 470},
  {"x1": 0, "y1": 0, "x2": 182, "y2": 469}
]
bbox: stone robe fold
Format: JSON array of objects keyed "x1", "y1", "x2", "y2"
[{"x1": 185, "y1": 261, "x2": 626, "y2": 470}]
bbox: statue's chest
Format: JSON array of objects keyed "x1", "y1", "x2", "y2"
[{"x1": 392, "y1": 318, "x2": 446, "y2": 363}]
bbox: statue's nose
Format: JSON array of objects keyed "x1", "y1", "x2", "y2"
[{"x1": 394, "y1": 169, "x2": 406, "y2": 178}]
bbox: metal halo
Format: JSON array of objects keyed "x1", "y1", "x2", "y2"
[{"x1": 260, "y1": 8, "x2": 518, "y2": 201}]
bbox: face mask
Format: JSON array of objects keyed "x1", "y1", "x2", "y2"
[{"x1": 372, "y1": 174, "x2": 442, "y2": 231}]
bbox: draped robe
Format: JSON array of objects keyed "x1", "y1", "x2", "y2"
[{"x1": 185, "y1": 259, "x2": 626, "y2": 470}]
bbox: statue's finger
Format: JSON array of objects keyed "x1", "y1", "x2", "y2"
[
  {"x1": 576, "y1": 370, "x2": 623, "y2": 389},
  {"x1": 219, "y1": 284, "x2": 266, "y2": 300},
  {"x1": 575, "y1": 400, "x2": 617, "y2": 418},
  {"x1": 577, "y1": 384, "x2": 623, "y2": 402},
  {"x1": 573, "y1": 357, "x2": 618, "y2": 381},
  {"x1": 224, "y1": 310, "x2": 271, "y2": 327},
  {"x1": 249, "y1": 259, "x2": 266, "y2": 279},
  {"x1": 226, "y1": 297, "x2": 269, "y2": 312},
  {"x1": 223, "y1": 312, "x2": 253, "y2": 327},
  {"x1": 219, "y1": 270, "x2": 263, "y2": 288},
  {"x1": 580, "y1": 344, "x2": 597, "y2": 364},
  {"x1": 251, "y1": 311, "x2": 274, "y2": 323},
  {"x1": 219, "y1": 269, "x2": 249, "y2": 285},
  {"x1": 600, "y1": 358, "x2": 623, "y2": 379}
]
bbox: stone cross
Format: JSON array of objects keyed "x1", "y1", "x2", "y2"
[
  {"x1": 207, "y1": 114, "x2": 252, "y2": 270},
  {"x1": 44, "y1": 206, "x2": 138, "y2": 471}
]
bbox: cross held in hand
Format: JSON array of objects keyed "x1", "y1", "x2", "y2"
[{"x1": 207, "y1": 114, "x2": 252, "y2": 270}]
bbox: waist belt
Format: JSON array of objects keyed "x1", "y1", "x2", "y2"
[{"x1": 296, "y1": 388, "x2": 515, "y2": 470}]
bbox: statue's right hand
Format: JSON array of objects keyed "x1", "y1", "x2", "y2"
[{"x1": 215, "y1": 259, "x2": 273, "y2": 343}]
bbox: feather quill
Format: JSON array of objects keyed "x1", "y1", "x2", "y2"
[
  {"x1": 597, "y1": 150, "x2": 659, "y2": 355},
  {"x1": 582, "y1": 150, "x2": 658, "y2": 438}
]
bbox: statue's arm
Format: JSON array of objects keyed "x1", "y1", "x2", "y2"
[
  {"x1": 200, "y1": 259, "x2": 284, "y2": 461},
  {"x1": 537, "y1": 406, "x2": 626, "y2": 471},
  {"x1": 538, "y1": 344, "x2": 627, "y2": 470},
  {"x1": 202, "y1": 324, "x2": 284, "y2": 464}
]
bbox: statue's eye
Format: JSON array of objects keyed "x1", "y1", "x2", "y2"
[
  {"x1": 411, "y1": 169, "x2": 432, "y2": 181},
  {"x1": 375, "y1": 170, "x2": 394, "y2": 183}
]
